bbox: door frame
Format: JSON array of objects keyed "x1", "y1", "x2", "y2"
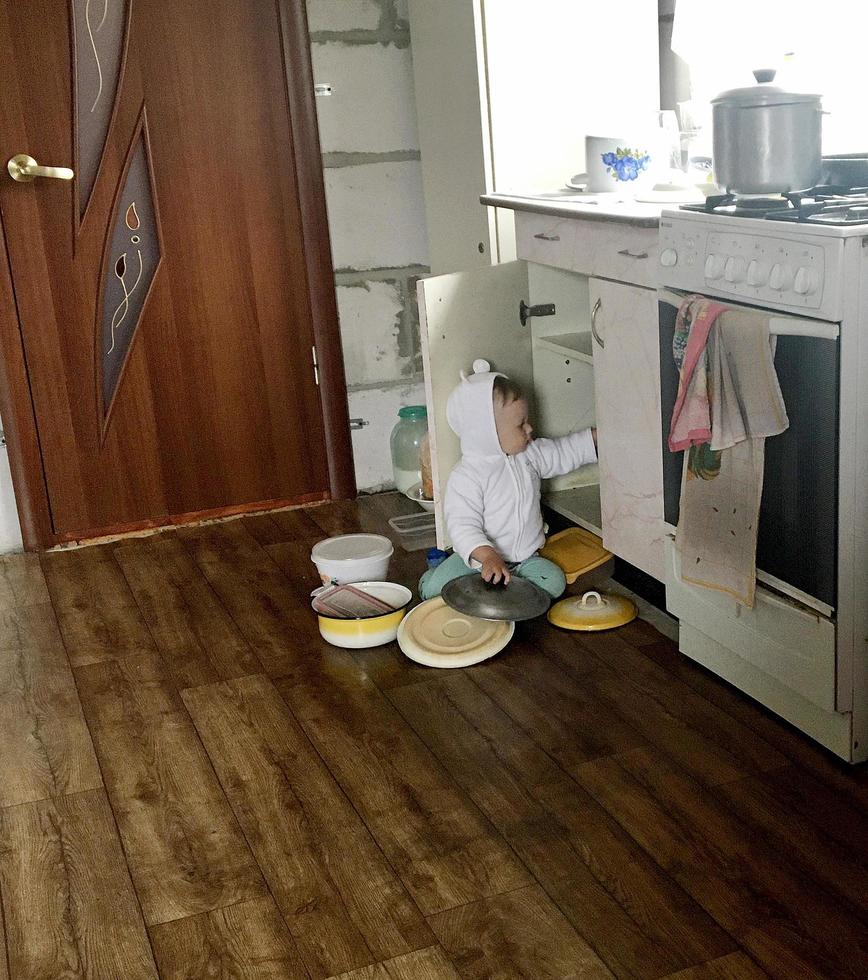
[{"x1": 0, "y1": 0, "x2": 354, "y2": 550}]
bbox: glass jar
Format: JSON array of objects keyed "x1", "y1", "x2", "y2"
[{"x1": 390, "y1": 405, "x2": 428, "y2": 493}]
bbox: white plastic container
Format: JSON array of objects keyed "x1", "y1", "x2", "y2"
[{"x1": 310, "y1": 533, "x2": 394, "y2": 585}]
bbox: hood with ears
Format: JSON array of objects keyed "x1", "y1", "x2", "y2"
[{"x1": 446, "y1": 365, "x2": 505, "y2": 458}]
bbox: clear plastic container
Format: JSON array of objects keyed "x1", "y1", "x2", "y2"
[{"x1": 390, "y1": 405, "x2": 428, "y2": 493}]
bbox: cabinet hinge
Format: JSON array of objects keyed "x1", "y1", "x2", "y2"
[{"x1": 312, "y1": 345, "x2": 320, "y2": 386}]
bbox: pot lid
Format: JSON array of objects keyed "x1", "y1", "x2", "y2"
[
  {"x1": 712, "y1": 69, "x2": 821, "y2": 108},
  {"x1": 397, "y1": 597, "x2": 514, "y2": 667},
  {"x1": 442, "y1": 574, "x2": 551, "y2": 622},
  {"x1": 548, "y1": 590, "x2": 637, "y2": 631},
  {"x1": 311, "y1": 533, "x2": 394, "y2": 563}
]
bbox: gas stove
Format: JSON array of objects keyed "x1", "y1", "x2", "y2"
[
  {"x1": 681, "y1": 186, "x2": 868, "y2": 225},
  {"x1": 657, "y1": 197, "x2": 864, "y2": 321}
]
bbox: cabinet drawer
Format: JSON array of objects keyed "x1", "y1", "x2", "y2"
[{"x1": 515, "y1": 211, "x2": 659, "y2": 288}]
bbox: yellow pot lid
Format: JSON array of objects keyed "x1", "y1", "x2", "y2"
[
  {"x1": 540, "y1": 528, "x2": 612, "y2": 584},
  {"x1": 398, "y1": 597, "x2": 514, "y2": 668},
  {"x1": 548, "y1": 590, "x2": 637, "y2": 631}
]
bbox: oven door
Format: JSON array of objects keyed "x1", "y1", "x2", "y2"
[{"x1": 658, "y1": 289, "x2": 839, "y2": 614}]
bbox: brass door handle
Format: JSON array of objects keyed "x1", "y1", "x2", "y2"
[{"x1": 7, "y1": 154, "x2": 74, "y2": 182}]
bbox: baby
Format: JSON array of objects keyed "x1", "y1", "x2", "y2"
[{"x1": 419, "y1": 366, "x2": 597, "y2": 600}]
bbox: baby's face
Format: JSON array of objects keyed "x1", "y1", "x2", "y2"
[{"x1": 495, "y1": 396, "x2": 533, "y2": 455}]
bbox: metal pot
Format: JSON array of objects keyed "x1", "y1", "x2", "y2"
[{"x1": 712, "y1": 69, "x2": 823, "y2": 195}]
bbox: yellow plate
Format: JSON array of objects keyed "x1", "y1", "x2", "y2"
[
  {"x1": 548, "y1": 590, "x2": 637, "y2": 631},
  {"x1": 397, "y1": 597, "x2": 514, "y2": 668},
  {"x1": 540, "y1": 527, "x2": 612, "y2": 584}
]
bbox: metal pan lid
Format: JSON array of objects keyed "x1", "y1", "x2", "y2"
[{"x1": 712, "y1": 69, "x2": 821, "y2": 108}]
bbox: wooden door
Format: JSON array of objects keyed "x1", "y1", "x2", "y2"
[
  {"x1": 0, "y1": 0, "x2": 352, "y2": 547},
  {"x1": 418, "y1": 260, "x2": 534, "y2": 548},
  {"x1": 589, "y1": 277, "x2": 665, "y2": 580}
]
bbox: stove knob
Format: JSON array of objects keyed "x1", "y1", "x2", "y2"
[
  {"x1": 724, "y1": 256, "x2": 746, "y2": 282},
  {"x1": 747, "y1": 260, "x2": 769, "y2": 286},
  {"x1": 660, "y1": 247, "x2": 678, "y2": 267},
  {"x1": 769, "y1": 263, "x2": 793, "y2": 291},
  {"x1": 794, "y1": 266, "x2": 819, "y2": 295},
  {"x1": 704, "y1": 253, "x2": 725, "y2": 279}
]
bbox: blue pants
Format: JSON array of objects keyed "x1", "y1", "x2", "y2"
[{"x1": 419, "y1": 552, "x2": 566, "y2": 601}]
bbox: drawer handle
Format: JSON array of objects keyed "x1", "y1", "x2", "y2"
[
  {"x1": 534, "y1": 232, "x2": 561, "y2": 241},
  {"x1": 617, "y1": 248, "x2": 649, "y2": 259},
  {"x1": 591, "y1": 297, "x2": 603, "y2": 348}
]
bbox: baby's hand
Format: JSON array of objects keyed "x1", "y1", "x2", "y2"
[{"x1": 471, "y1": 545, "x2": 511, "y2": 585}]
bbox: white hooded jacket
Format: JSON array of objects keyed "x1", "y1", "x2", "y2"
[{"x1": 444, "y1": 369, "x2": 597, "y2": 566}]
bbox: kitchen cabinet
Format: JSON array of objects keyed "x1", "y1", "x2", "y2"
[
  {"x1": 589, "y1": 278, "x2": 666, "y2": 580},
  {"x1": 419, "y1": 205, "x2": 666, "y2": 580},
  {"x1": 407, "y1": 0, "x2": 660, "y2": 274}
]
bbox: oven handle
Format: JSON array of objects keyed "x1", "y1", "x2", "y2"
[{"x1": 658, "y1": 289, "x2": 839, "y2": 340}]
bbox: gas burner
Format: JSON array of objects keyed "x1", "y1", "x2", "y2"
[{"x1": 681, "y1": 185, "x2": 868, "y2": 225}]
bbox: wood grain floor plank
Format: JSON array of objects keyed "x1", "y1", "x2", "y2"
[
  {"x1": 326, "y1": 946, "x2": 461, "y2": 980},
  {"x1": 577, "y1": 747, "x2": 868, "y2": 979},
  {"x1": 661, "y1": 952, "x2": 770, "y2": 979},
  {"x1": 0, "y1": 610, "x2": 102, "y2": 807},
  {"x1": 0, "y1": 552, "x2": 51, "y2": 607},
  {"x1": 559, "y1": 627, "x2": 788, "y2": 778},
  {"x1": 114, "y1": 535, "x2": 261, "y2": 689},
  {"x1": 149, "y1": 895, "x2": 307, "y2": 979},
  {"x1": 42, "y1": 545, "x2": 156, "y2": 667},
  {"x1": 428, "y1": 883, "x2": 613, "y2": 979},
  {"x1": 183, "y1": 674, "x2": 433, "y2": 978},
  {"x1": 270, "y1": 505, "x2": 332, "y2": 544},
  {"x1": 276, "y1": 657, "x2": 531, "y2": 916},
  {"x1": 0, "y1": 788, "x2": 158, "y2": 979},
  {"x1": 713, "y1": 769, "x2": 868, "y2": 919},
  {"x1": 524, "y1": 624, "x2": 780, "y2": 787},
  {"x1": 305, "y1": 499, "x2": 367, "y2": 537},
  {"x1": 76, "y1": 652, "x2": 266, "y2": 924},
  {"x1": 468, "y1": 638, "x2": 646, "y2": 767},
  {"x1": 241, "y1": 513, "x2": 298, "y2": 547},
  {"x1": 179, "y1": 523, "x2": 319, "y2": 677},
  {"x1": 636, "y1": 637, "x2": 868, "y2": 813},
  {"x1": 389, "y1": 672, "x2": 736, "y2": 979},
  {"x1": 0, "y1": 889, "x2": 8, "y2": 980}
]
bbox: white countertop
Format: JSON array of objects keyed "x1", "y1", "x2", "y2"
[{"x1": 481, "y1": 189, "x2": 668, "y2": 227}]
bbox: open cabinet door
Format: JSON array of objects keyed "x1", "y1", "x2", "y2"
[{"x1": 418, "y1": 261, "x2": 533, "y2": 548}]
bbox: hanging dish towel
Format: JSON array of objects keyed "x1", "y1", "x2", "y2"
[{"x1": 670, "y1": 297, "x2": 788, "y2": 607}]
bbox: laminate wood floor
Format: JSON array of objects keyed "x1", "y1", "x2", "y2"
[{"x1": 1, "y1": 493, "x2": 866, "y2": 979}]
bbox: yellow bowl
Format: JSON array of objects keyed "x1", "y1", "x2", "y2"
[{"x1": 314, "y1": 582, "x2": 412, "y2": 649}]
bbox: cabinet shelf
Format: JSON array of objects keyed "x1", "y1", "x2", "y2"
[
  {"x1": 534, "y1": 332, "x2": 594, "y2": 364},
  {"x1": 544, "y1": 484, "x2": 602, "y2": 536}
]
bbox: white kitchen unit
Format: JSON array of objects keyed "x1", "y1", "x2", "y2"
[
  {"x1": 657, "y1": 201, "x2": 868, "y2": 763},
  {"x1": 419, "y1": 196, "x2": 666, "y2": 581},
  {"x1": 406, "y1": 1, "x2": 660, "y2": 273}
]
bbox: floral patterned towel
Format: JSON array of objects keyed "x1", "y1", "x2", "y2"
[
  {"x1": 674, "y1": 306, "x2": 789, "y2": 607},
  {"x1": 668, "y1": 296, "x2": 730, "y2": 453}
]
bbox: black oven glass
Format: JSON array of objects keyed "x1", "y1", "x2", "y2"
[{"x1": 659, "y1": 299, "x2": 839, "y2": 609}]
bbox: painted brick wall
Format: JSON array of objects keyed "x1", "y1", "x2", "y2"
[{"x1": 308, "y1": 0, "x2": 428, "y2": 491}]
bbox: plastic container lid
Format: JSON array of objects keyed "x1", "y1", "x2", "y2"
[
  {"x1": 398, "y1": 597, "x2": 514, "y2": 668},
  {"x1": 398, "y1": 405, "x2": 427, "y2": 419},
  {"x1": 311, "y1": 533, "x2": 393, "y2": 563},
  {"x1": 548, "y1": 590, "x2": 637, "y2": 631},
  {"x1": 539, "y1": 527, "x2": 612, "y2": 584}
]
